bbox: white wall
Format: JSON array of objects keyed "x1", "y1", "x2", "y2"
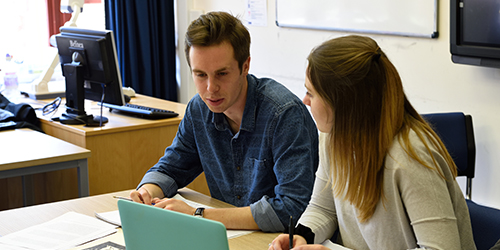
[{"x1": 176, "y1": 0, "x2": 500, "y2": 209}]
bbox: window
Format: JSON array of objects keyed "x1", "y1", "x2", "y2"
[{"x1": 0, "y1": 0, "x2": 104, "y2": 92}]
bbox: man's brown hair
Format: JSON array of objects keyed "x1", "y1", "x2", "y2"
[{"x1": 184, "y1": 11, "x2": 251, "y2": 72}]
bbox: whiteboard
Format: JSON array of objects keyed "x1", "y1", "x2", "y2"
[{"x1": 275, "y1": 0, "x2": 438, "y2": 38}]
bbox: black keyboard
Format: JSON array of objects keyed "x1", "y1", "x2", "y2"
[{"x1": 102, "y1": 103, "x2": 179, "y2": 119}]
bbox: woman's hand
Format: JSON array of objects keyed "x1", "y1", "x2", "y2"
[
  {"x1": 268, "y1": 234, "x2": 307, "y2": 249},
  {"x1": 268, "y1": 234, "x2": 331, "y2": 250}
]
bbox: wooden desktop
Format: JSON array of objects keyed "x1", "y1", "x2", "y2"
[
  {"x1": 0, "y1": 129, "x2": 90, "y2": 207},
  {"x1": 0, "y1": 188, "x2": 280, "y2": 250},
  {"x1": 0, "y1": 94, "x2": 210, "y2": 209}
]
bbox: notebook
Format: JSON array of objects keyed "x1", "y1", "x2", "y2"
[{"x1": 117, "y1": 199, "x2": 230, "y2": 250}]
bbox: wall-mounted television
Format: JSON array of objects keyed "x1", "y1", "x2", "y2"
[{"x1": 450, "y1": 0, "x2": 500, "y2": 68}]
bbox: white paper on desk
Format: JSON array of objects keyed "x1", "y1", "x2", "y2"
[
  {"x1": 170, "y1": 193, "x2": 212, "y2": 208},
  {"x1": 94, "y1": 210, "x2": 121, "y2": 227},
  {"x1": 0, "y1": 212, "x2": 117, "y2": 250},
  {"x1": 0, "y1": 243, "x2": 28, "y2": 250},
  {"x1": 96, "y1": 193, "x2": 253, "y2": 239}
]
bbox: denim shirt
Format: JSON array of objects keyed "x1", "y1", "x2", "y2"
[{"x1": 139, "y1": 74, "x2": 319, "y2": 232}]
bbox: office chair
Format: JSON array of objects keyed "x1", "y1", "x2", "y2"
[
  {"x1": 422, "y1": 112, "x2": 500, "y2": 250},
  {"x1": 421, "y1": 112, "x2": 475, "y2": 199},
  {"x1": 466, "y1": 199, "x2": 500, "y2": 250}
]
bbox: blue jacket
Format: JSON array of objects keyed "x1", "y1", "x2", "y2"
[{"x1": 139, "y1": 74, "x2": 319, "y2": 232}]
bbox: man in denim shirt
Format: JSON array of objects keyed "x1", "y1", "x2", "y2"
[{"x1": 130, "y1": 11, "x2": 318, "y2": 232}]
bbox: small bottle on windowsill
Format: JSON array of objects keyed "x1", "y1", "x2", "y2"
[{"x1": 2, "y1": 53, "x2": 20, "y2": 101}]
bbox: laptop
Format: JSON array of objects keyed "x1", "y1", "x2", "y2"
[{"x1": 117, "y1": 199, "x2": 230, "y2": 250}]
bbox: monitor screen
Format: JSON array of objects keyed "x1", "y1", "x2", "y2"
[
  {"x1": 55, "y1": 27, "x2": 125, "y2": 126},
  {"x1": 450, "y1": 0, "x2": 500, "y2": 68},
  {"x1": 461, "y1": 0, "x2": 500, "y2": 47}
]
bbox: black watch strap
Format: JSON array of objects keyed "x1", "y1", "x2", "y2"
[{"x1": 194, "y1": 207, "x2": 205, "y2": 218}]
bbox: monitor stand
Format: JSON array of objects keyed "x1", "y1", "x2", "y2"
[
  {"x1": 59, "y1": 62, "x2": 108, "y2": 127},
  {"x1": 59, "y1": 113, "x2": 108, "y2": 127}
]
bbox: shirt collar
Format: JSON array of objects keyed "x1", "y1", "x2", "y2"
[{"x1": 211, "y1": 74, "x2": 257, "y2": 132}]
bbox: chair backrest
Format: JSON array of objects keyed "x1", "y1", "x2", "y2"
[{"x1": 421, "y1": 112, "x2": 476, "y2": 199}]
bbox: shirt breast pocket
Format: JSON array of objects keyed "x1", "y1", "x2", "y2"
[{"x1": 247, "y1": 158, "x2": 276, "y2": 193}]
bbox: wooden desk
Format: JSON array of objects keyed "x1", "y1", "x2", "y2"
[
  {"x1": 0, "y1": 129, "x2": 90, "y2": 206},
  {"x1": 0, "y1": 188, "x2": 280, "y2": 250},
  {"x1": 0, "y1": 94, "x2": 210, "y2": 209}
]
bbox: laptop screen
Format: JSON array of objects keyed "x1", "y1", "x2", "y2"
[{"x1": 117, "y1": 200, "x2": 229, "y2": 250}]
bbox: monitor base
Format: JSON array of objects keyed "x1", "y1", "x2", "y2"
[{"x1": 58, "y1": 113, "x2": 108, "y2": 127}]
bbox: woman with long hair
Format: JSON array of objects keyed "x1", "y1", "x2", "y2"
[{"x1": 270, "y1": 35, "x2": 475, "y2": 249}]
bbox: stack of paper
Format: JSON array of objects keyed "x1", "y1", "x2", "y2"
[{"x1": 0, "y1": 212, "x2": 117, "y2": 250}]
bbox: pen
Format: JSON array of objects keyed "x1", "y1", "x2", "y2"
[
  {"x1": 113, "y1": 196, "x2": 156, "y2": 205},
  {"x1": 113, "y1": 195, "x2": 133, "y2": 201},
  {"x1": 289, "y1": 215, "x2": 294, "y2": 249}
]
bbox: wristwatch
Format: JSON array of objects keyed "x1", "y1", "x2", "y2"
[{"x1": 194, "y1": 207, "x2": 205, "y2": 218}]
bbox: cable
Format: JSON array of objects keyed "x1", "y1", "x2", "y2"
[{"x1": 99, "y1": 83, "x2": 106, "y2": 127}]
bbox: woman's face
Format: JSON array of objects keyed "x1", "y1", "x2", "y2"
[{"x1": 303, "y1": 76, "x2": 333, "y2": 133}]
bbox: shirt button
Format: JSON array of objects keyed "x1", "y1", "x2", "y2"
[
  {"x1": 236, "y1": 166, "x2": 241, "y2": 171},
  {"x1": 236, "y1": 195, "x2": 241, "y2": 199}
]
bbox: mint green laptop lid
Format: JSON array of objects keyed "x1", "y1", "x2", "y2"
[{"x1": 118, "y1": 199, "x2": 229, "y2": 250}]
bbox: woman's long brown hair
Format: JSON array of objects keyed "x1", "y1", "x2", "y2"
[{"x1": 307, "y1": 35, "x2": 457, "y2": 222}]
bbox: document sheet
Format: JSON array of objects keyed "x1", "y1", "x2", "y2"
[{"x1": 0, "y1": 212, "x2": 117, "y2": 250}]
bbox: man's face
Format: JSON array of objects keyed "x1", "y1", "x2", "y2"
[{"x1": 189, "y1": 41, "x2": 250, "y2": 114}]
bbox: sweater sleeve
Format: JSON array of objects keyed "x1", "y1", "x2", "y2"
[
  {"x1": 297, "y1": 133, "x2": 339, "y2": 244},
  {"x1": 393, "y1": 144, "x2": 464, "y2": 249}
]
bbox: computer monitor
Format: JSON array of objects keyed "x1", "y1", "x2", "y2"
[
  {"x1": 55, "y1": 27, "x2": 125, "y2": 126},
  {"x1": 450, "y1": 0, "x2": 500, "y2": 68}
]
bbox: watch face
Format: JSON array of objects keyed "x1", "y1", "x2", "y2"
[{"x1": 195, "y1": 208, "x2": 205, "y2": 217}]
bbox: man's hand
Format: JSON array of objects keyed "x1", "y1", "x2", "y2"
[
  {"x1": 152, "y1": 198, "x2": 259, "y2": 231},
  {"x1": 153, "y1": 198, "x2": 197, "y2": 215},
  {"x1": 129, "y1": 184, "x2": 164, "y2": 205}
]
